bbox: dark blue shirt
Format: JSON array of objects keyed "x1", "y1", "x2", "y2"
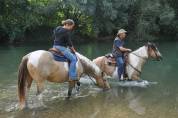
[
  {"x1": 53, "y1": 26, "x2": 73, "y2": 47},
  {"x1": 112, "y1": 37, "x2": 125, "y2": 57}
]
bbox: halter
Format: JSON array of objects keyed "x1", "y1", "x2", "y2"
[
  {"x1": 127, "y1": 44, "x2": 160, "y2": 74},
  {"x1": 148, "y1": 45, "x2": 160, "y2": 61}
]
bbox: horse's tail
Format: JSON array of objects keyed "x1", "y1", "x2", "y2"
[{"x1": 18, "y1": 55, "x2": 30, "y2": 109}]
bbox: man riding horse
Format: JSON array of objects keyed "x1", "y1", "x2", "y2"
[
  {"x1": 112, "y1": 29, "x2": 132, "y2": 80},
  {"x1": 53, "y1": 19, "x2": 77, "y2": 81}
]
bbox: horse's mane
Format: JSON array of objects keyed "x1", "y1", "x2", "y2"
[
  {"x1": 131, "y1": 46, "x2": 148, "y2": 58},
  {"x1": 76, "y1": 52, "x2": 101, "y2": 77}
]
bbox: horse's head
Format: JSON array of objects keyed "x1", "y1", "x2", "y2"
[
  {"x1": 76, "y1": 52, "x2": 110, "y2": 90},
  {"x1": 146, "y1": 42, "x2": 162, "y2": 61},
  {"x1": 95, "y1": 71, "x2": 110, "y2": 90}
]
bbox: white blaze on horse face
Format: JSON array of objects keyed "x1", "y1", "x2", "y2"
[{"x1": 28, "y1": 50, "x2": 46, "y2": 68}]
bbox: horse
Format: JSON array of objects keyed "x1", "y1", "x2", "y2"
[
  {"x1": 93, "y1": 42, "x2": 162, "y2": 81},
  {"x1": 18, "y1": 51, "x2": 110, "y2": 110}
]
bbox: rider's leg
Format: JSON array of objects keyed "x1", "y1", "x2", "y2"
[
  {"x1": 123, "y1": 55, "x2": 128, "y2": 78},
  {"x1": 63, "y1": 49, "x2": 77, "y2": 80},
  {"x1": 53, "y1": 45, "x2": 78, "y2": 80},
  {"x1": 116, "y1": 56, "x2": 124, "y2": 80}
]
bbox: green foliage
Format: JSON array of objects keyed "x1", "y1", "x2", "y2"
[{"x1": 0, "y1": 0, "x2": 178, "y2": 43}]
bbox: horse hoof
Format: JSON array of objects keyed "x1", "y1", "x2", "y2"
[
  {"x1": 19, "y1": 104, "x2": 28, "y2": 111},
  {"x1": 103, "y1": 87, "x2": 110, "y2": 91}
]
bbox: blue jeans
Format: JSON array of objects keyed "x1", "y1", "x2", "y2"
[
  {"x1": 53, "y1": 45, "x2": 77, "y2": 80},
  {"x1": 116, "y1": 56, "x2": 124, "y2": 80}
]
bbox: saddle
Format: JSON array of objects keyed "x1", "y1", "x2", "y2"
[
  {"x1": 49, "y1": 48, "x2": 69, "y2": 62},
  {"x1": 105, "y1": 53, "x2": 129, "y2": 78},
  {"x1": 105, "y1": 53, "x2": 129, "y2": 66},
  {"x1": 105, "y1": 53, "x2": 117, "y2": 66}
]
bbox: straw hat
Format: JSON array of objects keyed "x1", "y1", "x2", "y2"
[{"x1": 117, "y1": 29, "x2": 127, "y2": 35}]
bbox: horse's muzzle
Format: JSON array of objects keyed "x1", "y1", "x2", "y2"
[
  {"x1": 103, "y1": 80, "x2": 110, "y2": 90},
  {"x1": 157, "y1": 55, "x2": 163, "y2": 61}
]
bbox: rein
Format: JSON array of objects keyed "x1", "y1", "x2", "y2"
[
  {"x1": 87, "y1": 74, "x2": 97, "y2": 85},
  {"x1": 127, "y1": 62, "x2": 141, "y2": 74},
  {"x1": 151, "y1": 47, "x2": 160, "y2": 61},
  {"x1": 127, "y1": 52, "x2": 148, "y2": 74}
]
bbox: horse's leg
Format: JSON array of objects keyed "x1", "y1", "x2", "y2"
[
  {"x1": 25, "y1": 76, "x2": 33, "y2": 108},
  {"x1": 35, "y1": 80, "x2": 46, "y2": 107},
  {"x1": 76, "y1": 80, "x2": 80, "y2": 92},
  {"x1": 36, "y1": 81, "x2": 45, "y2": 97},
  {"x1": 67, "y1": 81, "x2": 76, "y2": 99}
]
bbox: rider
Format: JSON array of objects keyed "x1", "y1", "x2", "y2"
[
  {"x1": 53, "y1": 19, "x2": 77, "y2": 81},
  {"x1": 112, "y1": 29, "x2": 132, "y2": 80}
]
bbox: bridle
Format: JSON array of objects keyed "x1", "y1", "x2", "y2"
[{"x1": 147, "y1": 44, "x2": 160, "y2": 61}]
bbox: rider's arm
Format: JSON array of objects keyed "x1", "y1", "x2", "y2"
[
  {"x1": 66, "y1": 31, "x2": 76, "y2": 53},
  {"x1": 115, "y1": 39, "x2": 132, "y2": 52},
  {"x1": 70, "y1": 46, "x2": 76, "y2": 53},
  {"x1": 119, "y1": 47, "x2": 132, "y2": 52}
]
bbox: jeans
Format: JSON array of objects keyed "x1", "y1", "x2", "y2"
[
  {"x1": 116, "y1": 56, "x2": 124, "y2": 80},
  {"x1": 53, "y1": 45, "x2": 77, "y2": 80}
]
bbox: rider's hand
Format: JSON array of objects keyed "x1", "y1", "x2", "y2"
[
  {"x1": 70, "y1": 47, "x2": 76, "y2": 54},
  {"x1": 127, "y1": 49, "x2": 132, "y2": 52}
]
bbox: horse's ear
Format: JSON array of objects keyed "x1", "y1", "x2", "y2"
[{"x1": 145, "y1": 42, "x2": 151, "y2": 47}]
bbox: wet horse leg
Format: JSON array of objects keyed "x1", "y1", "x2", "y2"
[
  {"x1": 76, "y1": 81, "x2": 80, "y2": 92},
  {"x1": 36, "y1": 81, "x2": 45, "y2": 98},
  {"x1": 35, "y1": 80, "x2": 46, "y2": 107},
  {"x1": 25, "y1": 76, "x2": 33, "y2": 107},
  {"x1": 67, "y1": 81, "x2": 76, "y2": 99}
]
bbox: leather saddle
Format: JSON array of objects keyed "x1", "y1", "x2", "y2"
[
  {"x1": 49, "y1": 48, "x2": 68, "y2": 62},
  {"x1": 105, "y1": 53, "x2": 117, "y2": 66},
  {"x1": 105, "y1": 53, "x2": 129, "y2": 66}
]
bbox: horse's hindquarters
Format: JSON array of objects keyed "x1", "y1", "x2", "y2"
[{"x1": 27, "y1": 50, "x2": 83, "y2": 83}]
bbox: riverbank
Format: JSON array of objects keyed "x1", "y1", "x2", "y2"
[{"x1": 0, "y1": 26, "x2": 177, "y2": 45}]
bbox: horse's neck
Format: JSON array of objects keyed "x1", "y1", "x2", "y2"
[
  {"x1": 127, "y1": 46, "x2": 148, "y2": 78},
  {"x1": 129, "y1": 46, "x2": 148, "y2": 69},
  {"x1": 76, "y1": 52, "x2": 102, "y2": 78},
  {"x1": 132, "y1": 46, "x2": 148, "y2": 58}
]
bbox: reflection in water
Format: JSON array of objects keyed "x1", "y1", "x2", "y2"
[
  {"x1": 0, "y1": 41, "x2": 178, "y2": 118},
  {"x1": 126, "y1": 89, "x2": 145, "y2": 115}
]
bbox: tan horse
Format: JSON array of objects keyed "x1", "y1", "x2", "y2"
[
  {"x1": 93, "y1": 42, "x2": 162, "y2": 81},
  {"x1": 18, "y1": 51, "x2": 110, "y2": 110}
]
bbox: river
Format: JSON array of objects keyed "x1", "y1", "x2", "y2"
[{"x1": 0, "y1": 40, "x2": 178, "y2": 118}]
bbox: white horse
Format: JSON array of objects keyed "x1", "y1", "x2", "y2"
[{"x1": 93, "y1": 42, "x2": 162, "y2": 80}]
